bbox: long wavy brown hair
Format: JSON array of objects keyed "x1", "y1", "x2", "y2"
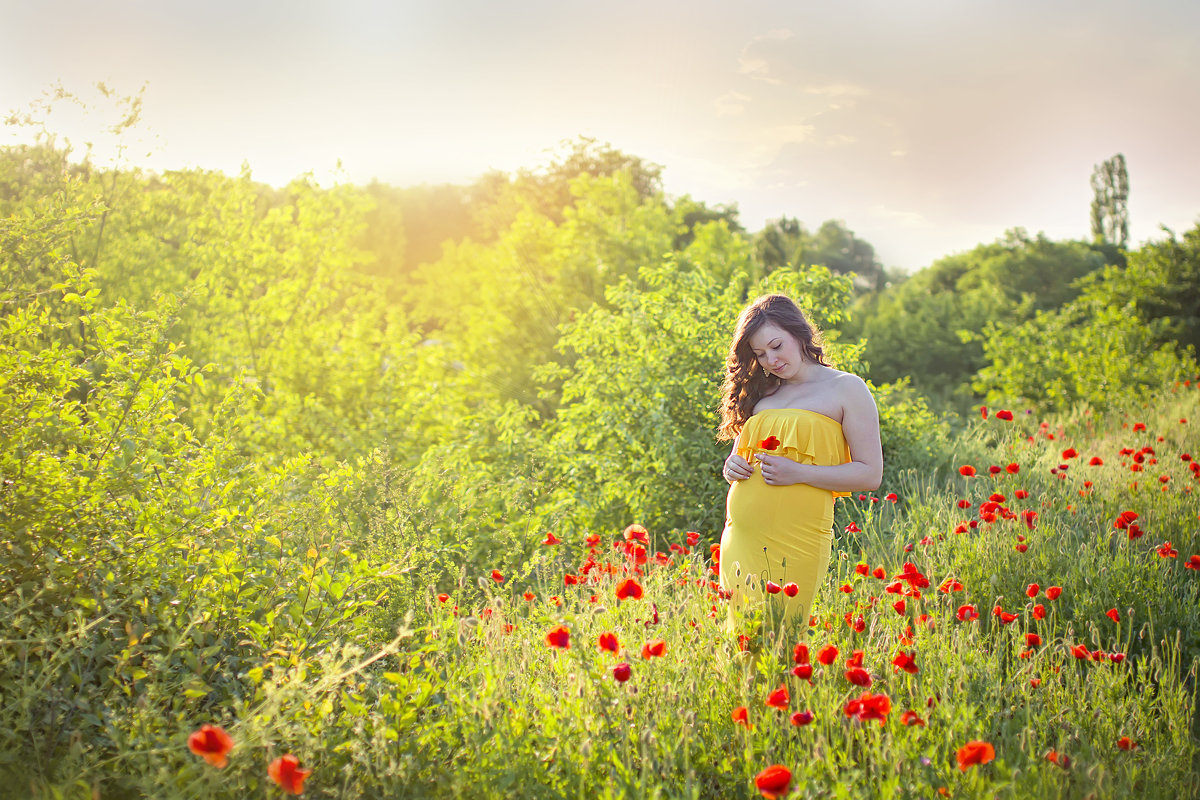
[{"x1": 717, "y1": 294, "x2": 831, "y2": 441}]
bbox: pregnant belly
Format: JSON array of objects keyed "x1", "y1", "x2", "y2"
[{"x1": 727, "y1": 472, "x2": 835, "y2": 538}]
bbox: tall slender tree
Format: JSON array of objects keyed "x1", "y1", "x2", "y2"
[{"x1": 1090, "y1": 153, "x2": 1129, "y2": 248}]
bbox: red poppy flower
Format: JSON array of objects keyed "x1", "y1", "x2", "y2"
[
  {"x1": 783, "y1": 582, "x2": 799, "y2": 597},
  {"x1": 1133, "y1": 422, "x2": 1146, "y2": 432},
  {"x1": 1032, "y1": 603, "x2": 1046, "y2": 620},
  {"x1": 839, "y1": 583, "x2": 853, "y2": 594},
  {"x1": 987, "y1": 465, "x2": 1001, "y2": 475},
  {"x1": 938, "y1": 578, "x2": 964, "y2": 593},
  {"x1": 1062, "y1": 448, "x2": 1079, "y2": 460},
  {"x1": 1026, "y1": 633, "x2": 1042, "y2": 647},
  {"x1": 436, "y1": 592, "x2": 450, "y2": 603},
  {"x1": 1045, "y1": 750, "x2": 1070, "y2": 768},
  {"x1": 844, "y1": 666, "x2": 872, "y2": 687},
  {"x1": 613, "y1": 662, "x2": 632, "y2": 682},
  {"x1": 980, "y1": 406, "x2": 988, "y2": 419},
  {"x1": 959, "y1": 465, "x2": 977, "y2": 477},
  {"x1": 754, "y1": 764, "x2": 791, "y2": 799},
  {"x1": 546, "y1": 625, "x2": 571, "y2": 649},
  {"x1": 623, "y1": 523, "x2": 649, "y2": 543},
  {"x1": 855, "y1": 563, "x2": 869, "y2": 576},
  {"x1": 765, "y1": 580, "x2": 783, "y2": 595},
  {"x1": 616, "y1": 578, "x2": 644, "y2": 600},
  {"x1": 885, "y1": 492, "x2": 899, "y2": 502},
  {"x1": 1022, "y1": 510, "x2": 1038, "y2": 530},
  {"x1": 844, "y1": 521, "x2": 861, "y2": 533},
  {"x1": 542, "y1": 532, "x2": 562, "y2": 545},
  {"x1": 766, "y1": 683, "x2": 790, "y2": 710},
  {"x1": 1114, "y1": 511, "x2": 1139, "y2": 529},
  {"x1": 1015, "y1": 489, "x2": 1029, "y2": 499},
  {"x1": 793, "y1": 643, "x2": 809, "y2": 664},
  {"x1": 900, "y1": 710, "x2": 926, "y2": 726},
  {"x1": 956, "y1": 499, "x2": 971, "y2": 510},
  {"x1": 956, "y1": 604, "x2": 979, "y2": 621},
  {"x1": 816, "y1": 644, "x2": 839, "y2": 665},
  {"x1": 1070, "y1": 643, "x2": 1090, "y2": 659},
  {"x1": 1006, "y1": 463, "x2": 1020, "y2": 474},
  {"x1": 892, "y1": 599, "x2": 906, "y2": 615},
  {"x1": 187, "y1": 725, "x2": 234, "y2": 768},
  {"x1": 852, "y1": 691, "x2": 892, "y2": 723},
  {"x1": 872, "y1": 566, "x2": 885, "y2": 579},
  {"x1": 686, "y1": 531, "x2": 700, "y2": 546},
  {"x1": 1046, "y1": 586, "x2": 1063, "y2": 600},
  {"x1": 791, "y1": 710, "x2": 814, "y2": 726},
  {"x1": 1157, "y1": 541, "x2": 1179, "y2": 558},
  {"x1": 1030, "y1": 678, "x2": 1042, "y2": 687},
  {"x1": 894, "y1": 562, "x2": 931, "y2": 589},
  {"x1": 998, "y1": 611, "x2": 1018, "y2": 624},
  {"x1": 268, "y1": 755, "x2": 311, "y2": 796},
  {"x1": 1025, "y1": 583, "x2": 1039, "y2": 598},
  {"x1": 1117, "y1": 736, "x2": 1137, "y2": 750},
  {"x1": 956, "y1": 740, "x2": 996, "y2": 771},
  {"x1": 598, "y1": 632, "x2": 620, "y2": 654},
  {"x1": 1110, "y1": 652, "x2": 1127, "y2": 663},
  {"x1": 642, "y1": 639, "x2": 667, "y2": 659},
  {"x1": 732, "y1": 706, "x2": 750, "y2": 727},
  {"x1": 892, "y1": 651, "x2": 918, "y2": 674},
  {"x1": 996, "y1": 410, "x2": 1013, "y2": 421},
  {"x1": 491, "y1": 569, "x2": 505, "y2": 583},
  {"x1": 792, "y1": 663, "x2": 813, "y2": 680},
  {"x1": 1186, "y1": 555, "x2": 1200, "y2": 570},
  {"x1": 1106, "y1": 608, "x2": 1121, "y2": 623}
]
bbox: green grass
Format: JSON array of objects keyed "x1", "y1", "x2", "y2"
[{"x1": 5, "y1": 385, "x2": 1200, "y2": 799}]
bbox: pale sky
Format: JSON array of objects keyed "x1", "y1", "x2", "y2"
[{"x1": 3, "y1": 0, "x2": 1198, "y2": 270}]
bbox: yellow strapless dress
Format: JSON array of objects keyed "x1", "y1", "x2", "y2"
[{"x1": 718, "y1": 408, "x2": 852, "y2": 638}]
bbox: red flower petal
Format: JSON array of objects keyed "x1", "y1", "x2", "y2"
[
  {"x1": 268, "y1": 755, "x2": 311, "y2": 796},
  {"x1": 187, "y1": 725, "x2": 234, "y2": 769}
]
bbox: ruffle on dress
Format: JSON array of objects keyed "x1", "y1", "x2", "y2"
[{"x1": 735, "y1": 408, "x2": 853, "y2": 498}]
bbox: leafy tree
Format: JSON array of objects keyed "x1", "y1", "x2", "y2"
[
  {"x1": 1100, "y1": 223, "x2": 1200, "y2": 352},
  {"x1": 975, "y1": 224, "x2": 1200, "y2": 410},
  {"x1": 853, "y1": 230, "x2": 1112, "y2": 410},
  {"x1": 752, "y1": 217, "x2": 883, "y2": 290},
  {"x1": 1090, "y1": 153, "x2": 1129, "y2": 248}
]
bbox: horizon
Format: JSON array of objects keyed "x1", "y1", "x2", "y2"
[{"x1": 3, "y1": 0, "x2": 1198, "y2": 272}]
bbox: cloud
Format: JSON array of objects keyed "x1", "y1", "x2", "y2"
[
  {"x1": 804, "y1": 83, "x2": 870, "y2": 98},
  {"x1": 714, "y1": 91, "x2": 751, "y2": 116},
  {"x1": 738, "y1": 29, "x2": 794, "y2": 84},
  {"x1": 871, "y1": 204, "x2": 929, "y2": 229},
  {"x1": 824, "y1": 133, "x2": 857, "y2": 147}
]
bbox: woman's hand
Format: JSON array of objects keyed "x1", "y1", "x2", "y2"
[
  {"x1": 757, "y1": 454, "x2": 808, "y2": 486},
  {"x1": 722, "y1": 453, "x2": 753, "y2": 483}
]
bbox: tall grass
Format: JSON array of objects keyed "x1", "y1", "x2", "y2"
[{"x1": 5, "y1": 385, "x2": 1199, "y2": 799}]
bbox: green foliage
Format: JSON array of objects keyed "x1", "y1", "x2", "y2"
[
  {"x1": 975, "y1": 225, "x2": 1200, "y2": 411},
  {"x1": 753, "y1": 216, "x2": 884, "y2": 291},
  {"x1": 854, "y1": 229, "x2": 1114, "y2": 411}
]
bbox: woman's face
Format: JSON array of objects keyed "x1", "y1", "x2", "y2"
[{"x1": 747, "y1": 322, "x2": 802, "y2": 380}]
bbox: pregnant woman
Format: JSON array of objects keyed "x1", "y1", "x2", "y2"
[{"x1": 717, "y1": 294, "x2": 883, "y2": 641}]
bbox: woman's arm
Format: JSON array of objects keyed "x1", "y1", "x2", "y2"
[{"x1": 758, "y1": 376, "x2": 884, "y2": 491}]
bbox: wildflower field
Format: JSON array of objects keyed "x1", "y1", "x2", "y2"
[{"x1": 7, "y1": 379, "x2": 1199, "y2": 799}]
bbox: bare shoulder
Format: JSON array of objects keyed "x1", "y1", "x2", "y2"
[
  {"x1": 835, "y1": 371, "x2": 873, "y2": 398},
  {"x1": 831, "y1": 370, "x2": 876, "y2": 405}
]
